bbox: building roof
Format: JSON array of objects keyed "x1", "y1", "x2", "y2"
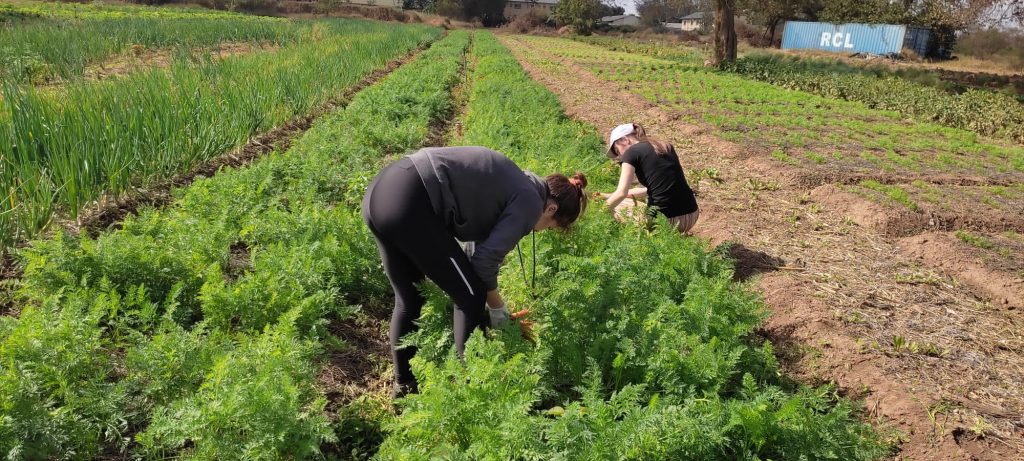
[
  {"x1": 678, "y1": 11, "x2": 710, "y2": 20},
  {"x1": 507, "y1": 0, "x2": 559, "y2": 4},
  {"x1": 601, "y1": 14, "x2": 639, "y2": 22}
]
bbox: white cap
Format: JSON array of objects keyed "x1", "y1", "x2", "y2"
[{"x1": 606, "y1": 123, "x2": 634, "y2": 158}]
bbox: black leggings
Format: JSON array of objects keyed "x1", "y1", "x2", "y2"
[{"x1": 361, "y1": 158, "x2": 488, "y2": 389}]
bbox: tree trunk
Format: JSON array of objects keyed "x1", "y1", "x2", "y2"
[
  {"x1": 767, "y1": 17, "x2": 780, "y2": 47},
  {"x1": 712, "y1": 0, "x2": 736, "y2": 66}
]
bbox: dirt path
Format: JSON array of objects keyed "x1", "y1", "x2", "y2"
[
  {"x1": 500, "y1": 34, "x2": 1024, "y2": 460},
  {"x1": 317, "y1": 31, "x2": 475, "y2": 412}
]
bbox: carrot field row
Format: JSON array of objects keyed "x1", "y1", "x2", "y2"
[{"x1": 375, "y1": 32, "x2": 885, "y2": 460}]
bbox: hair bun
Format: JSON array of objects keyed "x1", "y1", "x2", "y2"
[{"x1": 569, "y1": 172, "x2": 588, "y2": 190}]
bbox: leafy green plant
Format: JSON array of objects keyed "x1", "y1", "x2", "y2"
[
  {"x1": 137, "y1": 308, "x2": 334, "y2": 460},
  {"x1": 0, "y1": 290, "x2": 135, "y2": 459},
  {"x1": 859, "y1": 180, "x2": 918, "y2": 211},
  {"x1": 955, "y1": 230, "x2": 995, "y2": 250},
  {"x1": 724, "y1": 54, "x2": 1024, "y2": 144},
  {"x1": 0, "y1": 17, "x2": 440, "y2": 252},
  {"x1": 2, "y1": 29, "x2": 472, "y2": 459},
  {"x1": 377, "y1": 31, "x2": 886, "y2": 461}
]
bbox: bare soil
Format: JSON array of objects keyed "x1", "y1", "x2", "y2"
[
  {"x1": 503, "y1": 34, "x2": 1024, "y2": 460},
  {"x1": 781, "y1": 163, "x2": 1022, "y2": 189},
  {"x1": 318, "y1": 306, "x2": 393, "y2": 407},
  {"x1": 317, "y1": 31, "x2": 472, "y2": 411},
  {"x1": 811, "y1": 182, "x2": 1024, "y2": 238},
  {"x1": 898, "y1": 232, "x2": 1024, "y2": 310}
]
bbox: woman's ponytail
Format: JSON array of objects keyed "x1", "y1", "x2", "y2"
[
  {"x1": 546, "y1": 172, "x2": 589, "y2": 228},
  {"x1": 631, "y1": 123, "x2": 673, "y2": 157}
]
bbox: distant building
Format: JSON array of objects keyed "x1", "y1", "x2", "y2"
[
  {"x1": 327, "y1": 0, "x2": 403, "y2": 8},
  {"x1": 504, "y1": 0, "x2": 558, "y2": 19},
  {"x1": 600, "y1": 14, "x2": 641, "y2": 28},
  {"x1": 664, "y1": 11, "x2": 712, "y2": 32}
]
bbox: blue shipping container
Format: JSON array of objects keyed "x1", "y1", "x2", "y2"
[{"x1": 782, "y1": 21, "x2": 909, "y2": 55}]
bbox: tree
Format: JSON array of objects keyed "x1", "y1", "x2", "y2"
[
  {"x1": 427, "y1": 0, "x2": 507, "y2": 25},
  {"x1": 463, "y1": 0, "x2": 506, "y2": 25},
  {"x1": 553, "y1": 0, "x2": 603, "y2": 33},
  {"x1": 634, "y1": 0, "x2": 702, "y2": 27},
  {"x1": 818, "y1": 0, "x2": 1002, "y2": 32},
  {"x1": 597, "y1": 2, "x2": 626, "y2": 17},
  {"x1": 432, "y1": 0, "x2": 464, "y2": 17},
  {"x1": 403, "y1": 0, "x2": 432, "y2": 10},
  {"x1": 712, "y1": 0, "x2": 736, "y2": 65},
  {"x1": 738, "y1": 0, "x2": 822, "y2": 44}
]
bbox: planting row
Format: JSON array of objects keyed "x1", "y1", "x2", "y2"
[
  {"x1": 724, "y1": 54, "x2": 1024, "y2": 145},
  {"x1": 1, "y1": 1, "x2": 302, "y2": 85},
  {"x1": 0, "y1": 2, "x2": 258, "y2": 20},
  {"x1": 572, "y1": 34, "x2": 706, "y2": 66},
  {"x1": 0, "y1": 30, "x2": 470, "y2": 459},
  {"x1": 374, "y1": 32, "x2": 885, "y2": 460},
  {"x1": 0, "y1": 19, "x2": 439, "y2": 252},
  {"x1": 523, "y1": 36, "x2": 1024, "y2": 182},
  {"x1": 572, "y1": 35, "x2": 1024, "y2": 144}
]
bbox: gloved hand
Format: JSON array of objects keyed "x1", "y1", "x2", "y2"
[{"x1": 488, "y1": 303, "x2": 510, "y2": 328}]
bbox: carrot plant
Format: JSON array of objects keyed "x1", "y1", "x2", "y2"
[{"x1": 378, "y1": 31, "x2": 887, "y2": 460}]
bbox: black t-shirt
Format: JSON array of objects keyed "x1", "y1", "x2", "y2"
[{"x1": 620, "y1": 141, "x2": 698, "y2": 218}]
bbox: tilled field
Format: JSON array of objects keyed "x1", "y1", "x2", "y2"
[{"x1": 505, "y1": 34, "x2": 1024, "y2": 460}]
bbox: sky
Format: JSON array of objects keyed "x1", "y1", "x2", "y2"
[{"x1": 611, "y1": 0, "x2": 638, "y2": 16}]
